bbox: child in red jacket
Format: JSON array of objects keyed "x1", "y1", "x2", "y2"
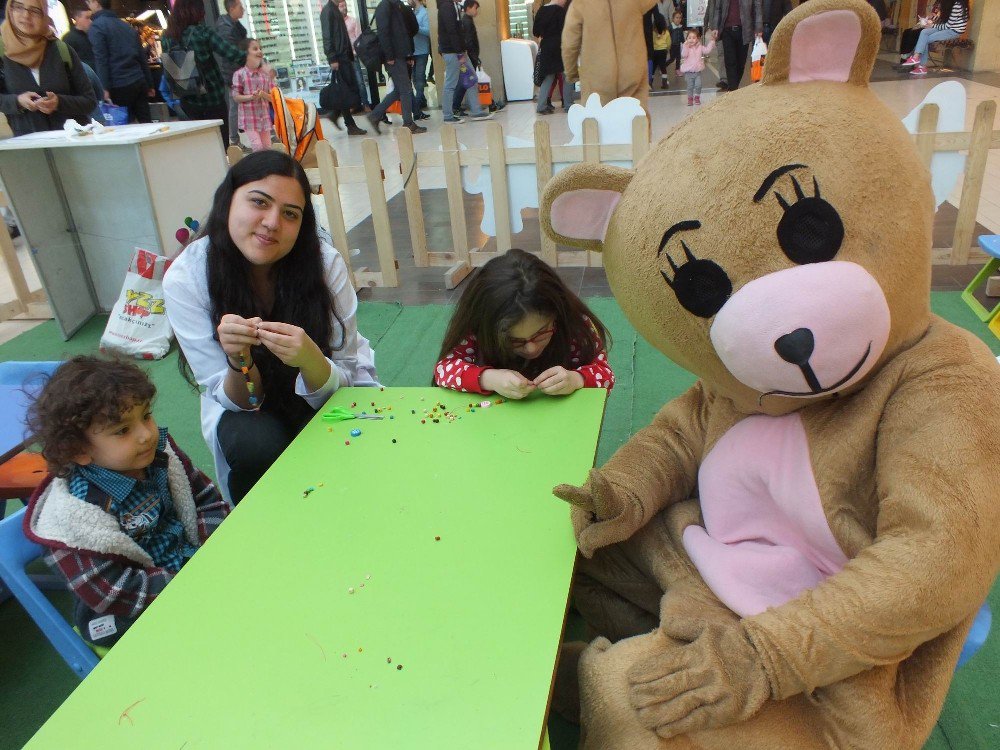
[{"x1": 434, "y1": 248, "x2": 614, "y2": 400}]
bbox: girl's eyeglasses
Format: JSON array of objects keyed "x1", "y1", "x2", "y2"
[
  {"x1": 9, "y1": 2, "x2": 44, "y2": 18},
  {"x1": 510, "y1": 324, "x2": 556, "y2": 348}
]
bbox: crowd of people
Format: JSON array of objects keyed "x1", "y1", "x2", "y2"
[{"x1": 0, "y1": 0, "x2": 965, "y2": 144}]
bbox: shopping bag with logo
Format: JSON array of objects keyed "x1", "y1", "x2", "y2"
[
  {"x1": 100, "y1": 248, "x2": 174, "y2": 360},
  {"x1": 750, "y1": 37, "x2": 767, "y2": 83},
  {"x1": 99, "y1": 102, "x2": 129, "y2": 125},
  {"x1": 477, "y1": 68, "x2": 493, "y2": 107},
  {"x1": 458, "y1": 55, "x2": 478, "y2": 90}
]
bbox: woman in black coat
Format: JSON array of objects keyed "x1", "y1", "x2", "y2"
[
  {"x1": 0, "y1": 0, "x2": 96, "y2": 136},
  {"x1": 532, "y1": 0, "x2": 569, "y2": 114}
]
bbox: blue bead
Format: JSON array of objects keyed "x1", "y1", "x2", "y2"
[{"x1": 350, "y1": 428, "x2": 361, "y2": 437}]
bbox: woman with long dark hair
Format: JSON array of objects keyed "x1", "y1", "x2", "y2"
[
  {"x1": 164, "y1": 151, "x2": 378, "y2": 503},
  {"x1": 434, "y1": 248, "x2": 613, "y2": 399},
  {"x1": 162, "y1": 0, "x2": 245, "y2": 139},
  {"x1": 901, "y1": 0, "x2": 969, "y2": 76}
]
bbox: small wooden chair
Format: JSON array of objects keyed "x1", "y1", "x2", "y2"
[{"x1": 960, "y1": 235, "x2": 1000, "y2": 322}]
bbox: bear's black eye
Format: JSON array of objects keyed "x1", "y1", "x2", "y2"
[
  {"x1": 661, "y1": 241, "x2": 732, "y2": 318},
  {"x1": 774, "y1": 175, "x2": 843, "y2": 265}
]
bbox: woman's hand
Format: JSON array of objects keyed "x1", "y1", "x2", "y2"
[
  {"x1": 217, "y1": 314, "x2": 262, "y2": 359},
  {"x1": 35, "y1": 92, "x2": 58, "y2": 114},
  {"x1": 533, "y1": 366, "x2": 584, "y2": 396},
  {"x1": 480, "y1": 369, "x2": 536, "y2": 399},
  {"x1": 17, "y1": 91, "x2": 41, "y2": 111},
  {"x1": 256, "y1": 321, "x2": 325, "y2": 370}
]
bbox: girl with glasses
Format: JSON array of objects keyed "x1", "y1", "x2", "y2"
[{"x1": 435, "y1": 248, "x2": 614, "y2": 399}]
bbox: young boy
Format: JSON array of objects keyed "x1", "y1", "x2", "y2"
[{"x1": 24, "y1": 356, "x2": 231, "y2": 648}]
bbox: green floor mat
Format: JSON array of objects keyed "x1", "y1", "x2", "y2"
[{"x1": 0, "y1": 292, "x2": 997, "y2": 750}]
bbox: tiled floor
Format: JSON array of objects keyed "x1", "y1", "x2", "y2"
[{"x1": 0, "y1": 56, "x2": 998, "y2": 334}]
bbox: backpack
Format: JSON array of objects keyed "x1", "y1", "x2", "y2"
[
  {"x1": 353, "y1": 23, "x2": 383, "y2": 69},
  {"x1": 161, "y1": 31, "x2": 205, "y2": 100},
  {"x1": 399, "y1": 2, "x2": 419, "y2": 38}
]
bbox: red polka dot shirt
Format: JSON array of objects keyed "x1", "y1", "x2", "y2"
[{"x1": 434, "y1": 318, "x2": 615, "y2": 394}]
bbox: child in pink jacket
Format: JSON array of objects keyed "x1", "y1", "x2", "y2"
[{"x1": 680, "y1": 28, "x2": 717, "y2": 106}]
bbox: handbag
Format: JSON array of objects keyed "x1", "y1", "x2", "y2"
[
  {"x1": 533, "y1": 52, "x2": 543, "y2": 87},
  {"x1": 319, "y1": 69, "x2": 360, "y2": 112},
  {"x1": 458, "y1": 55, "x2": 478, "y2": 90},
  {"x1": 354, "y1": 23, "x2": 383, "y2": 69}
]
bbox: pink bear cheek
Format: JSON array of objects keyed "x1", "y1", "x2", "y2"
[{"x1": 709, "y1": 262, "x2": 891, "y2": 397}]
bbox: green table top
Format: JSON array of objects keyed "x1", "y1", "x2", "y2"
[{"x1": 27, "y1": 387, "x2": 607, "y2": 749}]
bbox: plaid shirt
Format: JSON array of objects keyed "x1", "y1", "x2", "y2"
[
  {"x1": 71, "y1": 428, "x2": 197, "y2": 573},
  {"x1": 162, "y1": 24, "x2": 245, "y2": 108},
  {"x1": 40, "y1": 434, "x2": 230, "y2": 619},
  {"x1": 232, "y1": 66, "x2": 273, "y2": 133}
]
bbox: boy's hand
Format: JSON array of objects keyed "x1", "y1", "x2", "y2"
[
  {"x1": 218, "y1": 314, "x2": 262, "y2": 358},
  {"x1": 256, "y1": 321, "x2": 325, "y2": 370},
  {"x1": 480, "y1": 368, "x2": 535, "y2": 399},
  {"x1": 533, "y1": 366, "x2": 584, "y2": 396}
]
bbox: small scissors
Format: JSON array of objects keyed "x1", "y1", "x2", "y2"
[{"x1": 322, "y1": 407, "x2": 384, "y2": 422}]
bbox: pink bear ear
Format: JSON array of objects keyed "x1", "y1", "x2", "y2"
[
  {"x1": 763, "y1": 0, "x2": 881, "y2": 87},
  {"x1": 789, "y1": 10, "x2": 861, "y2": 83},
  {"x1": 550, "y1": 190, "x2": 623, "y2": 243},
  {"x1": 540, "y1": 163, "x2": 635, "y2": 252}
]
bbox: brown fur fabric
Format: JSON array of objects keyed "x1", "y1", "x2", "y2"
[
  {"x1": 561, "y1": 0, "x2": 657, "y2": 112},
  {"x1": 540, "y1": 1, "x2": 1000, "y2": 748}
]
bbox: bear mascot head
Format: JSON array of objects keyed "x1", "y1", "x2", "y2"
[{"x1": 540, "y1": 1, "x2": 1000, "y2": 748}]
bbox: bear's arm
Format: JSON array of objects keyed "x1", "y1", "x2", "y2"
[
  {"x1": 742, "y1": 347, "x2": 1000, "y2": 699},
  {"x1": 597, "y1": 380, "x2": 712, "y2": 526}
]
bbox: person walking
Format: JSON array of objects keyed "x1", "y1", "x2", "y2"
[
  {"x1": 366, "y1": 0, "x2": 426, "y2": 134},
  {"x1": 409, "y1": 0, "x2": 430, "y2": 117},
  {"x1": 320, "y1": 0, "x2": 366, "y2": 134},
  {"x1": 215, "y1": 0, "x2": 247, "y2": 149},
  {"x1": 707, "y1": 0, "x2": 762, "y2": 91},
  {"x1": 532, "y1": 0, "x2": 569, "y2": 114},
  {"x1": 87, "y1": 0, "x2": 154, "y2": 122}
]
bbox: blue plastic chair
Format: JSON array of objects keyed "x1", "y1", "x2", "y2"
[
  {"x1": 0, "y1": 507, "x2": 98, "y2": 678},
  {"x1": 956, "y1": 602, "x2": 992, "y2": 668}
]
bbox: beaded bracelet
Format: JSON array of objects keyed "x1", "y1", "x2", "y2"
[{"x1": 237, "y1": 351, "x2": 260, "y2": 409}]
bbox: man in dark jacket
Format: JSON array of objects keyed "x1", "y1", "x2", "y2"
[
  {"x1": 707, "y1": 0, "x2": 763, "y2": 91},
  {"x1": 366, "y1": 0, "x2": 426, "y2": 134},
  {"x1": 762, "y1": 0, "x2": 793, "y2": 43},
  {"x1": 437, "y1": 0, "x2": 466, "y2": 123},
  {"x1": 63, "y1": 4, "x2": 95, "y2": 69},
  {"x1": 215, "y1": 0, "x2": 247, "y2": 147},
  {"x1": 321, "y1": 0, "x2": 366, "y2": 134},
  {"x1": 454, "y1": 0, "x2": 502, "y2": 115},
  {"x1": 86, "y1": 0, "x2": 153, "y2": 122}
]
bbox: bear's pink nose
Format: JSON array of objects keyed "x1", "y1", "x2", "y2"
[{"x1": 710, "y1": 262, "x2": 890, "y2": 397}]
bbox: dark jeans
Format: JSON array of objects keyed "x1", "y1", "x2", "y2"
[
  {"x1": 412, "y1": 53, "x2": 428, "y2": 112},
  {"x1": 218, "y1": 402, "x2": 314, "y2": 503},
  {"x1": 109, "y1": 79, "x2": 151, "y2": 123},
  {"x1": 721, "y1": 26, "x2": 750, "y2": 90},
  {"x1": 371, "y1": 57, "x2": 413, "y2": 124},
  {"x1": 183, "y1": 100, "x2": 228, "y2": 142}
]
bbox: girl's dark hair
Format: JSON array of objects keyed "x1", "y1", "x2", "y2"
[
  {"x1": 26, "y1": 356, "x2": 157, "y2": 478},
  {"x1": 181, "y1": 151, "x2": 343, "y2": 413},
  {"x1": 165, "y1": 0, "x2": 205, "y2": 42},
  {"x1": 437, "y1": 249, "x2": 610, "y2": 381}
]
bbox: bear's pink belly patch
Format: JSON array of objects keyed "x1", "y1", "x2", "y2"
[{"x1": 682, "y1": 413, "x2": 848, "y2": 617}]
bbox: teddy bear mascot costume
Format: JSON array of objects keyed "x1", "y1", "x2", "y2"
[{"x1": 539, "y1": 0, "x2": 1000, "y2": 748}]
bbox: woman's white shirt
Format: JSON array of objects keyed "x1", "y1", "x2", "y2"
[{"x1": 163, "y1": 235, "x2": 379, "y2": 497}]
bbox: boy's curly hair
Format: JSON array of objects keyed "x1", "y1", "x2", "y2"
[{"x1": 26, "y1": 356, "x2": 157, "y2": 478}]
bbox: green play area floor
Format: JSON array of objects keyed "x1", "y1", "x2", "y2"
[{"x1": 1, "y1": 294, "x2": 997, "y2": 749}]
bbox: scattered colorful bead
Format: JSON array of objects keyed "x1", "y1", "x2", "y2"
[{"x1": 351, "y1": 428, "x2": 361, "y2": 437}]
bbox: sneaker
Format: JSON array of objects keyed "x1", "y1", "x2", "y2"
[
  {"x1": 910, "y1": 65, "x2": 928, "y2": 76},
  {"x1": 694, "y1": 95, "x2": 701, "y2": 105},
  {"x1": 405, "y1": 122, "x2": 428, "y2": 134},
  {"x1": 661, "y1": 77, "x2": 669, "y2": 89},
  {"x1": 365, "y1": 113, "x2": 382, "y2": 135},
  {"x1": 687, "y1": 96, "x2": 693, "y2": 106},
  {"x1": 901, "y1": 54, "x2": 921, "y2": 67},
  {"x1": 442, "y1": 116, "x2": 464, "y2": 124},
  {"x1": 467, "y1": 111, "x2": 494, "y2": 121}
]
